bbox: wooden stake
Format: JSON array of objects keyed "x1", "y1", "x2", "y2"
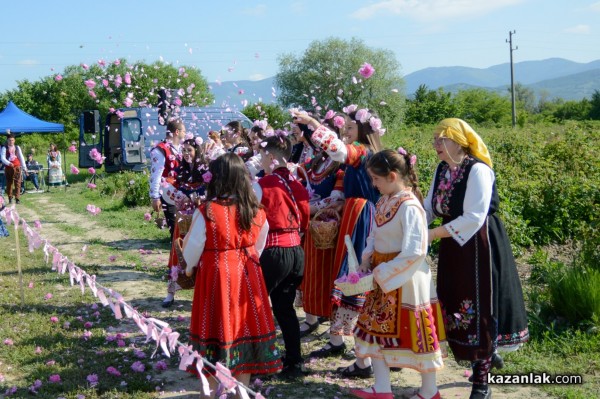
[{"x1": 15, "y1": 220, "x2": 25, "y2": 307}]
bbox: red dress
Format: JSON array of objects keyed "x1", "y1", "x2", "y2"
[{"x1": 188, "y1": 201, "x2": 282, "y2": 376}]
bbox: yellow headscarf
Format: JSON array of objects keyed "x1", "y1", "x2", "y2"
[{"x1": 433, "y1": 118, "x2": 493, "y2": 168}]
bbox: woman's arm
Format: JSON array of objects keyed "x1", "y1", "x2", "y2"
[{"x1": 182, "y1": 209, "x2": 207, "y2": 275}]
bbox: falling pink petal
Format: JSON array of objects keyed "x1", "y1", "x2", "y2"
[
  {"x1": 28, "y1": 281, "x2": 34, "y2": 288},
  {"x1": 68, "y1": 145, "x2": 77, "y2": 153},
  {"x1": 44, "y1": 293, "x2": 53, "y2": 300},
  {"x1": 50, "y1": 316, "x2": 59, "y2": 323},
  {"x1": 70, "y1": 164, "x2": 80, "y2": 175}
]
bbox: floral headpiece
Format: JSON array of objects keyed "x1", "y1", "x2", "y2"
[
  {"x1": 397, "y1": 147, "x2": 417, "y2": 166},
  {"x1": 344, "y1": 105, "x2": 386, "y2": 136},
  {"x1": 253, "y1": 119, "x2": 268, "y2": 130}
]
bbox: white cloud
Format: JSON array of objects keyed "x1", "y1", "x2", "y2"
[
  {"x1": 350, "y1": 0, "x2": 522, "y2": 21},
  {"x1": 290, "y1": 1, "x2": 306, "y2": 15},
  {"x1": 564, "y1": 24, "x2": 591, "y2": 34},
  {"x1": 591, "y1": 1, "x2": 600, "y2": 12},
  {"x1": 249, "y1": 73, "x2": 265, "y2": 81},
  {"x1": 18, "y1": 59, "x2": 39, "y2": 66},
  {"x1": 242, "y1": 4, "x2": 267, "y2": 16}
]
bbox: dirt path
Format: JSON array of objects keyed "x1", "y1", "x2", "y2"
[{"x1": 14, "y1": 195, "x2": 550, "y2": 399}]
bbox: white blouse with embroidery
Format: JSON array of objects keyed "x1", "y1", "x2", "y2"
[
  {"x1": 182, "y1": 207, "x2": 269, "y2": 275},
  {"x1": 361, "y1": 193, "x2": 429, "y2": 295},
  {"x1": 424, "y1": 162, "x2": 495, "y2": 246}
]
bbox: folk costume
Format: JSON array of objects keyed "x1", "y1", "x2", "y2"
[
  {"x1": 300, "y1": 153, "x2": 344, "y2": 318},
  {"x1": 355, "y1": 191, "x2": 445, "y2": 372},
  {"x1": 182, "y1": 200, "x2": 282, "y2": 376},
  {"x1": 166, "y1": 163, "x2": 206, "y2": 295},
  {"x1": 424, "y1": 118, "x2": 528, "y2": 395},
  {"x1": 149, "y1": 140, "x2": 181, "y2": 236},
  {"x1": 256, "y1": 166, "x2": 310, "y2": 369},
  {"x1": 311, "y1": 125, "x2": 379, "y2": 337},
  {"x1": 1, "y1": 143, "x2": 28, "y2": 202}
]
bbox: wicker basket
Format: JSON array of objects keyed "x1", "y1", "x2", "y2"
[
  {"x1": 173, "y1": 237, "x2": 196, "y2": 290},
  {"x1": 334, "y1": 235, "x2": 374, "y2": 296},
  {"x1": 176, "y1": 211, "x2": 193, "y2": 236},
  {"x1": 309, "y1": 208, "x2": 340, "y2": 249}
]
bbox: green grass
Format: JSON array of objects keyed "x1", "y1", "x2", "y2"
[{"x1": 0, "y1": 230, "x2": 175, "y2": 398}]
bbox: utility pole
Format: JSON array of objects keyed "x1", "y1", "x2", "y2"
[{"x1": 506, "y1": 30, "x2": 518, "y2": 128}]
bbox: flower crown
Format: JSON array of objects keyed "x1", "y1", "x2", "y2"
[{"x1": 343, "y1": 104, "x2": 386, "y2": 136}]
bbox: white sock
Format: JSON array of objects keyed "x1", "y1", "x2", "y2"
[
  {"x1": 329, "y1": 334, "x2": 344, "y2": 346},
  {"x1": 163, "y1": 293, "x2": 174, "y2": 302},
  {"x1": 305, "y1": 313, "x2": 318, "y2": 325},
  {"x1": 409, "y1": 372, "x2": 437, "y2": 399},
  {"x1": 372, "y1": 358, "x2": 391, "y2": 393},
  {"x1": 355, "y1": 356, "x2": 371, "y2": 368}
]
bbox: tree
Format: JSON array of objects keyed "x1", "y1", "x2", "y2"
[
  {"x1": 241, "y1": 103, "x2": 290, "y2": 129},
  {"x1": 0, "y1": 60, "x2": 214, "y2": 147},
  {"x1": 404, "y1": 84, "x2": 461, "y2": 125},
  {"x1": 453, "y1": 88, "x2": 512, "y2": 125},
  {"x1": 275, "y1": 37, "x2": 405, "y2": 130},
  {"x1": 512, "y1": 83, "x2": 537, "y2": 114},
  {"x1": 589, "y1": 89, "x2": 600, "y2": 120}
]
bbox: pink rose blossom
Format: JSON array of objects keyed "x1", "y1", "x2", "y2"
[
  {"x1": 86, "y1": 373, "x2": 99, "y2": 386},
  {"x1": 131, "y1": 361, "x2": 145, "y2": 372},
  {"x1": 54, "y1": 74, "x2": 63, "y2": 82},
  {"x1": 84, "y1": 79, "x2": 96, "y2": 89},
  {"x1": 70, "y1": 164, "x2": 80, "y2": 175},
  {"x1": 50, "y1": 316, "x2": 59, "y2": 323},
  {"x1": 3, "y1": 339, "x2": 13, "y2": 346},
  {"x1": 358, "y1": 62, "x2": 375, "y2": 79},
  {"x1": 347, "y1": 272, "x2": 361, "y2": 284},
  {"x1": 144, "y1": 213, "x2": 152, "y2": 221},
  {"x1": 88, "y1": 167, "x2": 96, "y2": 174},
  {"x1": 48, "y1": 374, "x2": 61, "y2": 383},
  {"x1": 87, "y1": 183, "x2": 97, "y2": 189},
  {"x1": 154, "y1": 360, "x2": 168, "y2": 371},
  {"x1": 68, "y1": 145, "x2": 77, "y2": 153},
  {"x1": 333, "y1": 116, "x2": 345, "y2": 129},
  {"x1": 106, "y1": 366, "x2": 121, "y2": 376}
]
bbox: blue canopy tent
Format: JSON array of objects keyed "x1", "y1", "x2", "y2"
[
  {"x1": 0, "y1": 101, "x2": 64, "y2": 135},
  {"x1": 0, "y1": 101, "x2": 66, "y2": 190}
]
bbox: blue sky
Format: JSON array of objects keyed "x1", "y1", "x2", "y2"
[{"x1": 1, "y1": 0, "x2": 599, "y2": 93}]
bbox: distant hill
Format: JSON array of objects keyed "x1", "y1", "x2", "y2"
[
  {"x1": 209, "y1": 58, "x2": 600, "y2": 105},
  {"x1": 208, "y1": 77, "x2": 277, "y2": 108}
]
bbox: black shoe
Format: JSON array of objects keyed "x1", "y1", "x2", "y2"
[
  {"x1": 15, "y1": 199, "x2": 20, "y2": 204},
  {"x1": 309, "y1": 342, "x2": 346, "y2": 358},
  {"x1": 279, "y1": 362, "x2": 306, "y2": 380},
  {"x1": 8, "y1": 198, "x2": 12, "y2": 204},
  {"x1": 161, "y1": 298, "x2": 175, "y2": 308},
  {"x1": 299, "y1": 321, "x2": 319, "y2": 338},
  {"x1": 470, "y1": 384, "x2": 491, "y2": 399},
  {"x1": 336, "y1": 362, "x2": 374, "y2": 378},
  {"x1": 491, "y1": 353, "x2": 504, "y2": 369},
  {"x1": 390, "y1": 367, "x2": 402, "y2": 372}
]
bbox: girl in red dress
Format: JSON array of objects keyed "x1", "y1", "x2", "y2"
[{"x1": 182, "y1": 153, "x2": 282, "y2": 398}]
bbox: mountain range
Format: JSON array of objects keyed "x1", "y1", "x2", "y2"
[{"x1": 209, "y1": 58, "x2": 600, "y2": 105}]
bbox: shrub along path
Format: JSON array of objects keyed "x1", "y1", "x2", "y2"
[{"x1": 6, "y1": 193, "x2": 550, "y2": 398}]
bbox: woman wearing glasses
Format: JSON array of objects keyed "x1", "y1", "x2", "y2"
[{"x1": 424, "y1": 118, "x2": 528, "y2": 399}]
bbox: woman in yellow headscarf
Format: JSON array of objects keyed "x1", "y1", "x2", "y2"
[{"x1": 424, "y1": 118, "x2": 529, "y2": 399}]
